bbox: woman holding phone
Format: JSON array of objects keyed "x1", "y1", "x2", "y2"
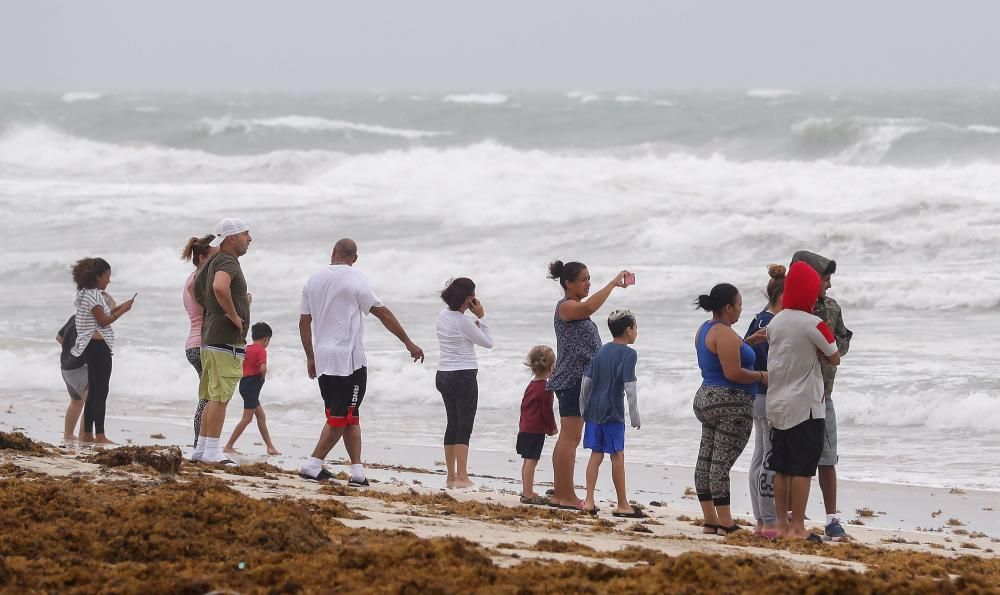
[
  {"x1": 435, "y1": 277, "x2": 494, "y2": 489},
  {"x1": 547, "y1": 260, "x2": 630, "y2": 510},
  {"x1": 70, "y1": 257, "x2": 134, "y2": 444}
]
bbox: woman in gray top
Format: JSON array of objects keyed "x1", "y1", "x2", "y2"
[{"x1": 546, "y1": 260, "x2": 630, "y2": 510}]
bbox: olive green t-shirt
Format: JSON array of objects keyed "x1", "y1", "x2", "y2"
[{"x1": 195, "y1": 252, "x2": 249, "y2": 346}]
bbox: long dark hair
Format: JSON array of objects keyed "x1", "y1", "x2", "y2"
[
  {"x1": 548, "y1": 260, "x2": 587, "y2": 290},
  {"x1": 441, "y1": 278, "x2": 476, "y2": 311},
  {"x1": 694, "y1": 283, "x2": 739, "y2": 315}
]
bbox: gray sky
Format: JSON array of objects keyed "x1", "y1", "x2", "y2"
[{"x1": 1, "y1": 0, "x2": 998, "y2": 91}]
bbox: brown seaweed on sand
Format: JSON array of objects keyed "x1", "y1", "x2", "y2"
[{"x1": 85, "y1": 445, "x2": 183, "y2": 474}]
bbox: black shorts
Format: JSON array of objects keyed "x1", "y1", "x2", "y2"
[
  {"x1": 516, "y1": 432, "x2": 546, "y2": 460},
  {"x1": 768, "y1": 417, "x2": 825, "y2": 477},
  {"x1": 555, "y1": 384, "x2": 581, "y2": 418},
  {"x1": 239, "y1": 376, "x2": 265, "y2": 409},
  {"x1": 318, "y1": 367, "x2": 367, "y2": 428}
]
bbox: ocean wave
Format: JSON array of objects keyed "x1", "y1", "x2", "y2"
[
  {"x1": 199, "y1": 115, "x2": 449, "y2": 139},
  {"x1": 746, "y1": 88, "x2": 799, "y2": 99},
  {"x1": 790, "y1": 116, "x2": 1000, "y2": 165},
  {"x1": 614, "y1": 95, "x2": 644, "y2": 103},
  {"x1": 441, "y1": 93, "x2": 509, "y2": 105},
  {"x1": 61, "y1": 92, "x2": 103, "y2": 103},
  {"x1": 567, "y1": 91, "x2": 601, "y2": 104}
]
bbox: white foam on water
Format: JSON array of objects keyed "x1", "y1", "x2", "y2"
[
  {"x1": 61, "y1": 92, "x2": 103, "y2": 103},
  {"x1": 441, "y1": 93, "x2": 509, "y2": 105},
  {"x1": 199, "y1": 115, "x2": 449, "y2": 139},
  {"x1": 746, "y1": 88, "x2": 799, "y2": 99}
]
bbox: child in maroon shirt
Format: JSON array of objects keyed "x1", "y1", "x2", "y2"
[{"x1": 517, "y1": 345, "x2": 558, "y2": 504}]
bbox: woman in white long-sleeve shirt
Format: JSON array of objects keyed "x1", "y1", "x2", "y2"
[{"x1": 435, "y1": 277, "x2": 494, "y2": 489}]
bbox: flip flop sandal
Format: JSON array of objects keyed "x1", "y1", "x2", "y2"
[
  {"x1": 581, "y1": 506, "x2": 599, "y2": 516},
  {"x1": 519, "y1": 495, "x2": 549, "y2": 506},
  {"x1": 717, "y1": 524, "x2": 743, "y2": 535},
  {"x1": 557, "y1": 499, "x2": 587, "y2": 511},
  {"x1": 612, "y1": 508, "x2": 648, "y2": 519}
]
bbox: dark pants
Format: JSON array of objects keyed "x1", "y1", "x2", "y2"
[
  {"x1": 436, "y1": 369, "x2": 478, "y2": 446},
  {"x1": 83, "y1": 340, "x2": 113, "y2": 435}
]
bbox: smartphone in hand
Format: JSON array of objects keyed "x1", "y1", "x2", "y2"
[{"x1": 624, "y1": 272, "x2": 636, "y2": 286}]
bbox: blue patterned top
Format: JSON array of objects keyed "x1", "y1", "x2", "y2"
[{"x1": 547, "y1": 298, "x2": 602, "y2": 391}]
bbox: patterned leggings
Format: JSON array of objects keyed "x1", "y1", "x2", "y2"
[
  {"x1": 693, "y1": 384, "x2": 753, "y2": 507},
  {"x1": 186, "y1": 347, "x2": 208, "y2": 447}
]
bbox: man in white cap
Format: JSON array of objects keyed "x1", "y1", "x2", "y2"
[
  {"x1": 191, "y1": 218, "x2": 252, "y2": 464},
  {"x1": 297, "y1": 238, "x2": 425, "y2": 484}
]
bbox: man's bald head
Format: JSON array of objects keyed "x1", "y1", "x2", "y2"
[{"x1": 331, "y1": 238, "x2": 358, "y2": 264}]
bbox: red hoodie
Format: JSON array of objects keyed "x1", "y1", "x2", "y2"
[{"x1": 782, "y1": 261, "x2": 835, "y2": 343}]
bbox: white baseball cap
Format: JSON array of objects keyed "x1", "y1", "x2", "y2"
[{"x1": 209, "y1": 218, "x2": 250, "y2": 247}]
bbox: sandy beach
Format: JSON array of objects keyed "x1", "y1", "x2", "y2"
[{"x1": 3, "y1": 423, "x2": 998, "y2": 593}]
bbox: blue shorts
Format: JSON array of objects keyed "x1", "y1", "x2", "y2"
[{"x1": 583, "y1": 421, "x2": 626, "y2": 454}]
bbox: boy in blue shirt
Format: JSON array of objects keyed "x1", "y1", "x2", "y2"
[{"x1": 579, "y1": 308, "x2": 643, "y2": 517}]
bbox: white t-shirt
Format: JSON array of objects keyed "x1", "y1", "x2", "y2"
[
  {"x1": 765, "y1": 309, "x2": 839, "y2": 430},
  {"x1": 300, "y1": 264, "x2": 384, "y2": 377},
  {"x1": 435, "y1": 309, "x2": 494, "y2": 371},
  {"x1": 71, "y1": 289, "x2": 114, "y2": 356}
]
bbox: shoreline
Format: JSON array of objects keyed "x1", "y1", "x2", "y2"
[
  {"x1": 2, "y1": 429, "x2": 999, "y2": 592},
  {"x1": 4, "y1": 393, "x2": 1000, "y2": 537}
]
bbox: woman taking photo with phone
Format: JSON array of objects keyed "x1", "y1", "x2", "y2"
[
  {"x1": 70, "y1": 257, "x2": 134, "y2": 444},
  {"x1": 546, "y1": 260, "x2": 630, "y2": 510},
  {"x1": 435, "y1": 277, "x2": 494, "y2": 489}
]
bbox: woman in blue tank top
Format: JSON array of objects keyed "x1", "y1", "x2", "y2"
[
  {"x1": 692, "y1": 283, "x2": 762, "y2": 536},
  {"x1": 546, "y1": 259, "x2": 631, "y2": 510}
]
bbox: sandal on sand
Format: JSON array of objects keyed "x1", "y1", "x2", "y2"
[
  {"x1": 716, "y1": 524, "x2": 743, "y2": 535},
  {"x1": 612, "y1": 508, "x2": 648, "y2": 519},
  {"x1": 556, "y1": 499, "x2": 587, "y2": 511},
  {"x1": 520, "y1": 495, "x2": 549, "y2": 506}
]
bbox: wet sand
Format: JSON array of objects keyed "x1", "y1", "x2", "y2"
[{"x1": 2, "y1": 431, "x2": 999, "y2": 593}]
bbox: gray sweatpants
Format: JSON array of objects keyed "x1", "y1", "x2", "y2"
[{"x1": 749, "y1": 394, "x2": 777, "y2": 525}]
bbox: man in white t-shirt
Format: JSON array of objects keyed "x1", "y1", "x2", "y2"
[
  {"x1": 765, "y1": 261, "x2": 841, "y2": 543},
  {"x1": 298, "y1": 238, "x2": 425, "y2": 484}
]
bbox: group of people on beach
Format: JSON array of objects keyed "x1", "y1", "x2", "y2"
[{"x1": 61, "y1": 216, "x2": 851, "y2": 542}]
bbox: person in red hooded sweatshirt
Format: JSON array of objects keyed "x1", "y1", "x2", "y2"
[{"x1": 765, "y1": 262, "x2": 841, "y2": 543}]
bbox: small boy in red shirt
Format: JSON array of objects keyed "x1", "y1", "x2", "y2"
[
  {"x1": 224, "y1": 322, "x2": 281, "y2": 455},
  {"x1": 517, "y1": 345, "x2": 558, "y2": 504}
]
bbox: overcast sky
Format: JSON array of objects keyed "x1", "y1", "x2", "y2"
[{"x1": 1, "y1": 0, "x2": 998, "y2": 91}]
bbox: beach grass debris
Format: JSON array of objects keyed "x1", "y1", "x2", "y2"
[
  {"x1": 848, "y1": 519, "x2": 865, "y2": 526},
  {"x1": 0, "y1": 431, "x2": 51, "y2": 456},
  {"x1": 961, "y1": 542, "x2": 981, "y2": 550},
  {"x1": 931, "y1": 509, "x2": 943, "y2": 518},
  {"x1": 675, "y1": 515, "x2": 693, "y2": 522},
  {"x1": 947, "y1": 518, "x2": 965, "y2": 527},
  {"x1": 212, "y1": 462, "x2": 286, "y2": 479},
  {"x1": 629, "y1": 523, "x2": 653, "y2": 534},
  {"x1": 85, "y1": 445, "x2": 182, "y2": 474},
  {"x1": 149, "y1": 433, "x2": 166, "y2": 440},
  {"x1": 856, "y1": 507, "x2": 876, "y2": 518},
  {"x1": 682, "y1": 486, "x2": 696, "y2": 499},
  {"x1": 949, "y1": 487, "x2": 967, "y2": 495},
  {"x1": 953, "y1": 529, "x2": 970, "y2": 536}
]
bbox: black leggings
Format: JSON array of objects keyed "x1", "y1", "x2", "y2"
[
  {"x1": 436, "y1": 369, "x2": 478, "y2": 446},
  {"x1": 83, "y1": 340, "x2": 113, "y2": 435},
  {"x1": 186, "y1": 347, "x2": 207, "y2": 447}
]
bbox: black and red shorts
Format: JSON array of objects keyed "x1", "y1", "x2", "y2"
[{"x1": 318, "y1": 367, "x2": 367, "y2": 428}]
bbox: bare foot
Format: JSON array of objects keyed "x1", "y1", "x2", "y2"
[
  {"x1": 266, "y1": 447, "x2": 281, "y2": 455},
  {"x1": 452, "y1": 478, "x2": 475, "y2": 489},
  {"x1": 223, "y1": 447, "x2": 238, "y2": 454},
  {"x1": 80, "y1": 433, "x2": 96, "y2": 443},
  {"x1": 63, "y1": 434, "x2": 79, "y2": 443},
  {"x1": 94, "y1": 435, "x2": 117, "y2": 445}
]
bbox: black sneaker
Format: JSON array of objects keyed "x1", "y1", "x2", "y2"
[
  {"x1": 299, "y1": 468, "x2": 336, "y2": 482},
  {"x1": 347, "y1": 477, "x2": 370, "y2": 487}
]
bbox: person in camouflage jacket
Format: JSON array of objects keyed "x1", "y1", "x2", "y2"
[{"x1": 789, "y1": 250, "x2": 853, "y2": 541}]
